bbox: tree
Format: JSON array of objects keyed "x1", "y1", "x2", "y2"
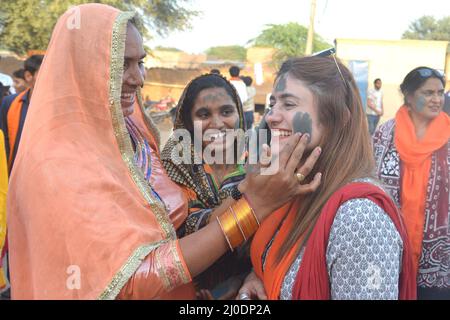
[
  {"x1": 248, "y1": 22, "x2": 331, "y2": 66},
  {"x1": 205, "y1": 46, "x2": 247, "y2": 61},
  {"x1": 0, "y1": 0, "x2": 198, "y2": 55},
  {"x1": 402, "y1": 15, "x2": 450, "y2": 41}
]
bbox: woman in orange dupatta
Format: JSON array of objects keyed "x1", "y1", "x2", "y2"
[
  {"x1": 373, "y1": 67, "x2": 450, "y2": 300},
  {"x1": 239, "y1": 56, "x2": 416, "y2": 300},
  {"x1": 7, "y1": 4, "x2": 322, "y2": 299}
]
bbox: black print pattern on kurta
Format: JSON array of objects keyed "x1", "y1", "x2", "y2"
[
  {"x1": 279, "y1": 198, "x2": 403, "y2": 300},
  {"x1": 261, "y1": 178, "x2": 404, "y2": 300},
  {"x1": 373, "y1": 120, "x2": 450, "y2": 289}
]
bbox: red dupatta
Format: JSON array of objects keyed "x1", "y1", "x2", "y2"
[{"x1": 251, "y1": 182, "x2": 416, "y2": 300}]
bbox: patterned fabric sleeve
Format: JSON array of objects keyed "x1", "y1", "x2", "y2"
[
  {"x1": 372, "y1": 119, "x2": 394, "y2": 175},
  {"x1": 176, "y1": 187, "x2": 213, "y2": 237},
  {"x1": 372, "y1": 119, "x2": 401, "y2": 207},
  {"x1": 326, "y1": 198, "x2": 403, "y2": 300},
  {"x1": 177, "y1": 207, "x2": 213, "y2": 237},
  {"x1": 118, "y1": 240, "x2": 192, "y2": 299}
]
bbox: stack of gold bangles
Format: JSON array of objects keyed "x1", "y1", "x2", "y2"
[{"x1": 216, "y1": 197, "x2": 260, "y2": 251}]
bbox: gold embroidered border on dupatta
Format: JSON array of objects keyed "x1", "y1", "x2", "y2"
[{"x1": 99, "y1": 11, "x2": 189, "y2": 300}]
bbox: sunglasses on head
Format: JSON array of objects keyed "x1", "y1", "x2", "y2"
[
  {"x1": 416, "y1": 68, "x2": 445, "y2": 79},
  {"x1": 312, "y1": 47, "x2": 348, "y2": 89}
]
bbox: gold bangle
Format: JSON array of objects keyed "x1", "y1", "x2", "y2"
[
  {"x1": 232, "y1": 198, "x2": 259, "y2": 239},
  {"x1": 229, "y1": 206, "x2": 247, "y2": 241},
  {"x1": 216, "y1": 216, "x2": 233, "y2": 251},
  {"x1": 242, "y1": 195, "x2": 260, "y2": 226},
  {"x1": 217, "y1": 198, "x2": 261, "y2": 252},
  {"x1": 217, "y1": 209, "x2": 245, "y2": 251}
]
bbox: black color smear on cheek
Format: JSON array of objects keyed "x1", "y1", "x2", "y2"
[{"x1": 293, "y1": 112, "x2": 312, "y2": 143}]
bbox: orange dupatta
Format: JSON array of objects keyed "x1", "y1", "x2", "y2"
[
  {"x1": 394, "y1": 106, "x2": 450, "y2": 274},
  {"x1": 251, "y1": 200, "x2": 304, "y2": 299},
  {"x1": 7, "y1": 4, "x2": 193, "y2": 299}
]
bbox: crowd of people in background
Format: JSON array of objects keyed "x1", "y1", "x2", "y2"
[{"x1": 0, "y1": 3, "x2": 449, "y2": 300}]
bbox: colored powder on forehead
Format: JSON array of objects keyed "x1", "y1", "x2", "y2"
[
  {"x1": 201, "y1": 92, "x2": 224, "y2": 103},
  {"x1": 275, "y1": 74, "x2": 287, "y2": 92},
  {"x1": 293, "y1": 112, "x2": 312, "y2": 142}
]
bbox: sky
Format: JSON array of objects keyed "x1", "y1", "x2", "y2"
[{"x1": 151, "y1": 0, "x2": 450, "y2": 54}]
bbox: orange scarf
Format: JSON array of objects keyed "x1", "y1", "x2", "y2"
[
  {"x1": 394, "y1": 106, "x2": 450, "y2": 274},
  {"x1": 251, "y1": 199, "x2": 304, "y2": 299}
]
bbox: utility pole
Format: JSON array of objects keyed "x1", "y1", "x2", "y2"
[{"x1": 305, "y1": 0, "x2": 317, "y2": 55}]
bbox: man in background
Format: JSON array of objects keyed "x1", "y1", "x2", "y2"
[
  {"x1": 228, "y1": 66, "x2": 248, "y2": 105},
  {"x1": 242, "y1": 76, "x2": 256, "y2": 129},
  {"x1": 0, "y1": 54, "x2": 44, "y2": 172},
  {"x1": 366, "y1": 78, "x2": 384, "y2": 135},
  {"x1": 12, "y1": 69, "x2": 27, "y2": 94}
]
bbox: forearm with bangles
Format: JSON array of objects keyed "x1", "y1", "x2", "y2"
[
  {"x1": 217, "y1": 195, "x2": 260, "y2": 251},
  {"x1": 179, "y1": 195, "x2": 261, "y2": 277}
]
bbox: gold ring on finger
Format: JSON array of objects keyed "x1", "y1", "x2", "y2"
[{"x1": 295, "y1": 172, "x2": 305, "y2": 183}]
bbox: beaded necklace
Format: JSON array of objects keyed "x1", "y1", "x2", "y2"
[{"x1": 125, "y1": 117, "x2": 162, "y2": 202}]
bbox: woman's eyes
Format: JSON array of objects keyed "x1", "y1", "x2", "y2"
[
  {"x1": 270, "y1": 101, "x2": 297, "y2": 108},
  {"x1": 124, "y1": 61, "x2": 145, "y2": 69},
  {"x1": 195, "y1": 106, "x2": 236, "y2": 119},
  {"x1": 221, "y1": 108, "x2": 235, "y2": 116},
  {"x1": 284, "y1": 102, "x2": 297, "y2": 108},
  {"x1": 196, "y1": 112, "x2": 209, "y2": 119}
]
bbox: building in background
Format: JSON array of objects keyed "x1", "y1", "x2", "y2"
[{"x1": 336, "y1": 39, "x2": 450, "y2": 122}]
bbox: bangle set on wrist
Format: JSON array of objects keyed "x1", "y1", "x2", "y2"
[{"x1": 216, "y1": 196, "x2": 260, "y2": 251}]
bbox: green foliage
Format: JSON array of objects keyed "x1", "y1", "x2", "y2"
[
  {"x1": 402, "y1": 15, "x2": 450, "y2": 41},
  {"x1": 0, "y1": 0, "x2": 198, "y2": 55},
  {"x1": 205, "y1": 45, "x2": 247, "y2": 61},
  {"x1": 249, "y1": 22, "x2": 331, "y2": 66}
]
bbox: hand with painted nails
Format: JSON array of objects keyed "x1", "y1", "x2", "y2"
[{"x1": 238, "y1": 132, "x2": 322, "y2": 223}]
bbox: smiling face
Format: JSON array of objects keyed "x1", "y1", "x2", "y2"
[
  {"x1": 121, "y1": 22, "x2": 146, "y2": 117},
  {"x1": 407, "y1": 77, "x2": 445, "y2": 121},
  {"x1": 266, "y1": 73, "x2": 323, "y2": 153},
  {"x1": 190, "y1": 87, "x2": 239, "y2": 153}
]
